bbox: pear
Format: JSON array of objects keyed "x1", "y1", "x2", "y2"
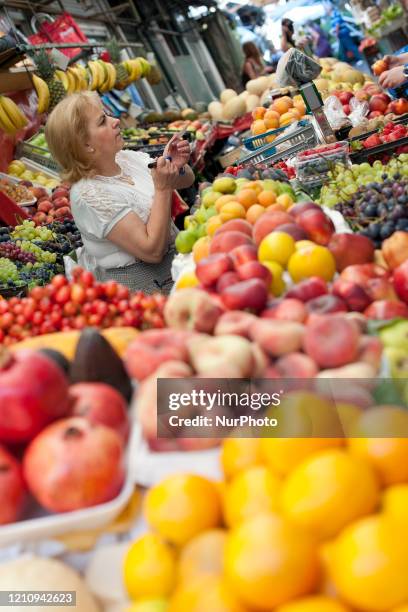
[{"x1": 380, "y1": 321, "x2": 408, "y2": 352}]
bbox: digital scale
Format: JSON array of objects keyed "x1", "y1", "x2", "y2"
[{"x1": 299, "y1": 82, "x2": 337, "y2": 144}]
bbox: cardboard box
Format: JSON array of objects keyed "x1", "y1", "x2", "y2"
[{"x1": 0, "y1": 66, "x2": 34, "y2": 94}]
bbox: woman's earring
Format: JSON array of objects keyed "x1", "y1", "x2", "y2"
[{"x1": 90, "y1": 148, "x2": 95, "y2": 153}]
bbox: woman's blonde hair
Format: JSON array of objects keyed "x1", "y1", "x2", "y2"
[{"x1": 45, "y1": 91, "x2": 101, "y2": 184}]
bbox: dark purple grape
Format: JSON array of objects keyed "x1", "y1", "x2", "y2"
[{"x1": 380, "y1": 222, "x2": 395, "y2": 240}]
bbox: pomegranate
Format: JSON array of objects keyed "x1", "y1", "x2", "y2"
[
  {"x1": 69, "y1": 382, "x2": 130, "y2": 442},
  {"x1": 0, "y1": 349, "x2": 70, "y2": 444},
  {"x1": 23, "y1": 417, "x2": 125, "y2": 513},
  {"x1": 0, "y1": 445, "x2": 26, "y2": 524}
]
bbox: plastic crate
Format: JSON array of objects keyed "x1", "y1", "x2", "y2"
[
  {"x1": 16, "y1": 141, "x2": 60, "y2": 173},
  {"x1": 243, "y1": 119, "x2": 311, "y2": 151},
  {"x1": 295, "y1": 141, "x2": 349, "y2": 182},
  {"x1": 237, "y1": 122, "x2": 318, "y2": 167}
]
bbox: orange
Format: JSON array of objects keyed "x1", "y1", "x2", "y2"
[
  {"x1": 177, "y1": 529, "x2": 227, "y2": 584},
  {"x1": 327, "y1": 514, "x2": 408, "y2": 610},
  {"x1": 273, "y1": 97, "x2": 293, "y2": 115},
  {"x1": 193, "y1": 236, "x2": 211, "y2": 263},
  {"x1": 221, "y1": 437, "x2": 264, "y2": 480},
  {"x1": 276, "y1": 193, "x2": 294, "y2": 210},
  {"x1": 176, "y1": 271, "x2": 200, "y2": 289},
  {"x1": 264, "y1": 110, "x2": 280, "y2": 129},
  {"x1": 261, "y1": 260, "x2": 286, "y2": 295},
  {"x1": 214, "y1": 194, "x2": 237, "y2": 211},
  {"x1": 123, "y1": 533, "x2": 176, "y2": 600},
  {"x1": 258, "y1": 231, "x2": 295, "y2": 267},
  {"x1": 206, "y1": 215, "x2": 223, "y2": 236},
  {"x1": 220, "y1": 202, "x2": 246, "y2": 222},
  {"x1": 348, "y1": 406, "x2": 408, "y2": 486},
  {"x1": 236, "y1": 189, "x2": 258, "y2": 209},
  {"x1": 289, "y1": 108, "x2": 302, "y2": 120},
  {"x1": 244, "y1": 181, "x2": 262, "y2": 194},
  {"x1": 280, "y1": 449, "x2": 380, "y2": 540},
  {"x1": 224, "y1": 513, "x2": 320, "y2": 609},
  {"x1": 144, "y1": 474, "x2": 222, "y2": 547},
  {"x1": 257, "y1": 190, "x2": 276, "y2": 206},
  {"x1": 288, "y1": 245, "x2": 336, "y2": 282},
  {"x1": 223, "y1": 466, "x2": 281, "y2": 527},
  {"x1": 169, "y1": 575, "x2": 247, "y2": 612},
  {"x1": 276, "y1": 596, "x2": 351, "y2": 612},
  {"x1": 251, "y1": 119, "x2": 266, "y2": 136},
  {"x1": 294, "y1": 99, "x2": 307, "y2": 115},
  {"x1": 280, "y1": 112, "x2": 297, "y2": 126},
  {"x1": 246, "y1": 204, "x2": 265, "y2": 224},
  {"x1": 252, "y1": 106, "x2": 266, "y2": 120}
]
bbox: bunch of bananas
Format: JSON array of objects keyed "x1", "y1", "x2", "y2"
[
  {"x1": 31, "y1": 74, "x2": 50, "y2": 114},
  {"x1": 122, "y1": 57, "x2": 152, "y2": 83},
  {"x1": 0, "y1": 95, "x2": 28, "y2": 135},
  {"x1": 87, "y1": 60, "x2": 117, "y2": 93},
  {"x1": 55, "y1": 65, "x2": 89, "y2": 94}
]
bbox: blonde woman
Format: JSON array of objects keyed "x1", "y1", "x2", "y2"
[{"x1": 45, "y1": 91, "x2": 194, "y2": 293}]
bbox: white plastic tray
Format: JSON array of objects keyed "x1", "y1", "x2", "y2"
[
  {"x1": 0, "y1": 173, "x2": 36, "y2": 207},
  {"x1": 0, "y1": 426, "x2": 138, "y2": 547}
]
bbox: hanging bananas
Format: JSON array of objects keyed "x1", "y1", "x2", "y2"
[
  {"x1": 0, "y1": 95, "x2": 28, "y2": 135},
  {"x1": 55, "y1": 69, "x2": 69, "y2": 91},
  {"x1": 87, "y1": 60, "x2": 104, "y2": 91},
  {"x1": 31, "y1": 74, "x2": 50, "y2": 114}
]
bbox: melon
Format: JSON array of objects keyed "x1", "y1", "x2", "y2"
[
  {"x1": 314, "y1": 78, "x2": 329, "y2": 92},
  {"x1": 342, "y1": 69, "x2": 365, "y2": 85},
  {"x1": 223, "y1": 96, "x2": 247, "y2": 120},
  {"x1": 208, "y1": 101, "x2": 224, "y2": 121},
  {"x1": 246, "y1": 94, "x2": 260, "y2": 112},
  {"x1": 238, "y1": 90, "x2": 250, "y2": 101},
  {"x1": 220, "y1": 89, "x2": 237, "y2": 104},
  {"x1": 246, "y1": 76, "x2": 269, "y2": 96}
]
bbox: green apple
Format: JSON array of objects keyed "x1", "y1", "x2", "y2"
[
  {"x1": 278, "y1": 183, "x2": 295, "y2": 198},
  {"x1": 380, "y1": 321, "x2": 408, "y2": 352},
  {"x1": 262, "y1": 179, "x2": 278, "y2": 192},
  {"x1": 212, "y1": 177, "x2": 236, "y2": 194},
  {"x1": 201, "y1": 190, "x2": 222, "y2": 208},
  {"x1": 184, "y1": 215, "x2": 198, "y2": 230},
  {"x1": 195, "y1": 224, "x2": 207, "y2": 238},
  {"x1": 201, "y1": 186, "x2": 213, "y2": 199},
  {"x1": 194, "y1": 207, "x2": 208, "y2": 224},
  {"x1": 204, "y1": 206, "x2": 217, "y2": 220},
  {"x1": 175, "y1": 229, "x2": 197, "y2": 254}
]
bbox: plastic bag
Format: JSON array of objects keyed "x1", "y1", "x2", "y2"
[
  {"x1": 276, "y1": 48, "x2": 322, "y2": 87},
  {"x1": 348, "y1": 96, "x2": 369, "y2": 127},
  {"x1": 324, "y1": 95, "x2": 351, "y2": 130}
]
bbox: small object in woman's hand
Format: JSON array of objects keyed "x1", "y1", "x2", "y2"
[{"x1": 148, "y1": 160, "x2": 158, "y2": 169}]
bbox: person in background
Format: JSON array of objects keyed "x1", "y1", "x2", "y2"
[
  {"x1": 331, "y1": 8, "x2": 362, "y2": 63},
  {"x1": 308, "y1": 21, "x2": 333, "y2": 58},
  {"x1": 241, "y1": 41, "x2": 270, "y2": 86},
  {"x1": 45, "y1": 91, "x2": 194, "y2": 294},
  {"x1": 281, "y1": 18, "x2": 296, "y2": 52},
  {"x1": 378, "y1": 53, "x2": 408, "y2": 89}
]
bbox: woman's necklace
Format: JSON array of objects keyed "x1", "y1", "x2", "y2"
[{"x1": 118, "y1": 173, "x2": 134, "y2": 186}]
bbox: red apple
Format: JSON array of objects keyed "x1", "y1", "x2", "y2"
[
  {"x1": 338, "y1": 91, "x2": 354, "y2": 105},
  {"x1": 390, "y1": 98, "x2": 408, "y2": 115},
  {"x1": 369, "y1": 95, "x2": 388, "y2": 114},
  {"x1": 69, "y1": 382, "x2": 130, "y2": 442},
  {"x1": 287, "y1": 201, "x2": 320, "y2": 219},
  {"x1": 343, "y1": 104, "x2": 351, "y2": 115},
  {"x1": 328, "y1": 233, "x2": 375, "y2": 272},
  {"x1": 53, "y1": 196, "x2": 69, "y2": 209}
]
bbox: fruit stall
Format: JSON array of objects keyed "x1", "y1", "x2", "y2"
[{"x1": 2, "y1": 9, "x2": 408, "y2": 609}]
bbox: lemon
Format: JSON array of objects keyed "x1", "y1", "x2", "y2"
[
  {"x1": 223, "y1": 465, "x2": 281, "y2": 527},
  {"x1": 176, "y1": 272, "x2": 199, "y2": 289},
  {"x1": 258, "y1": 231, "x2": 295, "y2": 267},
  {"x1": 280, "y1": 449, "x2": 380, "y2": 539},
  {"x1": 144, "y1": 474, "x2": 222, "y2": 547},
  {"x1": 123, "y1": 533, "x2": 176, "y2": 600},
  {"x1": 224, "y1": 513, "x2": 320, "y2": 610},
  {"x1": 327, "y1": 514, "x2": 408, "y2": 610}
]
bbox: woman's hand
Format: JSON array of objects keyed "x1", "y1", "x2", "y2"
[
  {"x1": 379, "y1": 65, "x2": 407, "y2": 89},
  {"x1": 151, "y1": 156, "x2": 180, "y2": 192},
  {"x1": 164, "y1": 133, "x2": 191, "y2": 169}
]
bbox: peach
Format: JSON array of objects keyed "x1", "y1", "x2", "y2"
[
  {"x1": 382, "y1": 231, "x2": 408, "y2": 270},
  {"x1": 187, "y1": 334, "x2": 254, "y2": 377},
  {"x1": 364, "y1": 299, "x2": 408, "y2": 320},
  {"x1": 214, "y1": 310, "x2": 258, "y2": 338},
  {"x1": 344, "y1": 312, "x2": 368, "y2": 334},
  {"x1": 251, "y1": 343, "x2": 269, "y2": 377},
  {"x1": 303, "y1": 315, "x2": 360, "y2": 368},
  {"x1": 297, "y1": 209, "x2": 335, "y2": 246},
  {"x1": 214, "y1": 219, "x2": 253, "y2": 237},
  {"x1": 237, "y1": 261, "x2": 272, "y2": 285},
  {"x1": 340, "y1": 263, "x2": 389, "y2": 284},
  {"x1": 196, "y1": 253, "x2": 233, "y2": 287},
  {"x1": 275, "y1": 352, "x2": 319, "y2": 378},
  {"x1": 260, "y1": 298, "x2": 307, "y2": 323},
  {"x1": 220, "y1": 278, "x2": 268, "y2": 312},
  {"x1": 210, "y1": 231, "x2": 253, "y2": 255},
  {"x1": 216, "y1": 271, "x2": 240, "y2": 293},
  {"x1": 328, "y1": 233, "x2": 375, "y2": 272},
  {"x1": 272, "y1": 223, "x2": 307, "y2": 241},
  {"x1": 220, "y1": 202, "x2": 246, "y2": 222},
  {"x1": 331, "y1": 279, "x2": 371, "y2": 312},
  {"x1": 286, "y1": 277, "x2": 328, "y2": 302},
  {"x1": 125, "y1": 329, "x2": 190, "y2": 381},
  {"x1": 230, "y1": 244, "x2": 258, "y2": 268},
  {"x1": 249, "y1": 319, "x2": 305, "y2": 357},
  {"x1": 288, "y1": 201, "x2": 320, "y2": 219},
  {"x1": 316, "y1": 361, "x2": 376, "y2": 380},
  {"x1": 365, "y1": 277, "x2": 397, "y2": 302},
  {"x1": 164, "y1": 288, "x2": 223, "y2": 333},
  {"x1": 358, "y1": 336, "x2": 383, "y2": 370},
  {"x1": 246, "y1": 204, "x2": 265, "y2": 225},
  {"x1": 252, "y1": 211, "x2": 293, "y2": 246}
]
